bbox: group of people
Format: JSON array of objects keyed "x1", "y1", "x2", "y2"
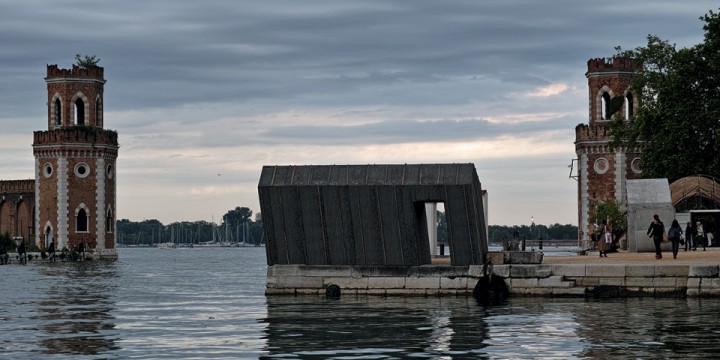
[{"x1": 647, "y1": 215, "x2": 714, "y2": 260}]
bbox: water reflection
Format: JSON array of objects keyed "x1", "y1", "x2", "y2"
[
  {"x1": 575, "y1": 298, "x2": 720, "y2": 358},
  {"x1": 262, "y1": 296, "x2": 490, "y2": 358},
  {"x1": 262, "y1": 296, "x2": 720, "y2": 359},
  {"x1": 34, "y1": 261, "x2": 119, "y2": 356}
]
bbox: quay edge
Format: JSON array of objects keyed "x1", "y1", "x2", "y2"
[{"x1": 266, "y1": 263, "x2": 720, "y2": 298}]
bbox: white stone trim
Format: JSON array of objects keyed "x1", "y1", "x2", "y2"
[
  {"x1": 43, "y1": 162, "x2": 53, "y2": 178},
  {"x1": 34, "y1": 158, "x2": 41, "y2": 246},
  {"x1": 95, "y1": 157, "x2": 106, "y2": 250},
  {"x1": 74, "y1": 162, "x2": 90, "y2": 178},
  {"x1": 46, "y1": 78, "x2": 105, "y2": 85},
  {"x1": 95, "y1": 95, "x2": 103, "y2": 127},
  {"x1": 615, "y1": 152, "x2": 627, "y2": 205},
  {"x1": 70, "y1": 92, "x2": 90, "y2": 126},
  {"x1": 50, "y1": 93, "x2": 63, "y2": 128},
  {"x1": 579, "y1": 152, "x2": 589, "y2": 247},
  {"x1": 595, "y1": 86, "x2": 614, "y2": 122},
  {"x1": 57, "y1": 157, "x2": 68, "y2": 249},
  {"x1": 112, "y1": 161, "x2": 117, "y2": 247},
  {"x1": 593, "y1": 158, "x2": 609, "y2": 174}
]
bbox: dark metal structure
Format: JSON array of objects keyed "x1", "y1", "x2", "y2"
[{"x1": 258, "y1": 163, "x2": 487, "y2": 266}]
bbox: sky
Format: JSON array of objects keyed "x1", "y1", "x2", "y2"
[{"x1": 0, "y1": 1, "x2": 716, "y2": 226}]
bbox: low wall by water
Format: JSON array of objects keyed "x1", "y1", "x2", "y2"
[
  {"x1": 266, "y1": 262, "x2": 720, "y2": 298},
  {"x1": 2, "y1": 249, "x2": 118, "y2": 262}
]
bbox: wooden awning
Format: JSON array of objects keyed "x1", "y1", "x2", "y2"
[{"x1": 669, "y1": 175, "x2": 720, "y2": 207}]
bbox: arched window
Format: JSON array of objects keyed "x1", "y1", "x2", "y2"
[
  {"x1": 54, "y1": 98, "x2": 62, "y2": 126},
  {"x1": 601, "y1": 92, "x2": 611, "y2": 120},
  {"x1": 76, "y1": 208, "x2": 88, "y2": 232},
  {"x1": 75, "y1": 98, "x2": 85, "y2": 125},
  {"x1": 95, "y1": 97, "x2": 103, "y2": 127},
  {"x1": 106, "y1": 208, "x2": 114, "y2": 233},
  {"x1": 625, "y1": 93, "x2": 634, "y2": 119}
]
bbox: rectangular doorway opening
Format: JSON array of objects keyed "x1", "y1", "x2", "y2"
[{"x1": 425, "y1": 202, "x2": 448, "y2": 257}]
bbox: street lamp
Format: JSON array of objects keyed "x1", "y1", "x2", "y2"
[{"x1": 531, "y1": 216, "x2": 535, "y2": 240}]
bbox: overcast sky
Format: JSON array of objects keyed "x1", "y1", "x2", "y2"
[{"x1": 0, "y1": 1, "x2": 716, "y2": 226}]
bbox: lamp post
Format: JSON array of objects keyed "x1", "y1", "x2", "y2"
[{"x1": 531, "y1": 216, "x2": 535, "y2": 241}]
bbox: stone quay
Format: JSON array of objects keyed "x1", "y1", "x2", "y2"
[{"x1": 265, "y1": 249, "x2": 720, "y2": 298}]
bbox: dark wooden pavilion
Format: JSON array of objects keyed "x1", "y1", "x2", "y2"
[{"x1": 258, "y1": 163, "x2": 487, "y2": 267}]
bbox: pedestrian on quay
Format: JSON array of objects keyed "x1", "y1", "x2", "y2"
[
  {"x1": 685, "y1": 221, "x2": 694, "y2": 251},
  {"x1": 647, "y1": 214, "x2": 665, "y2": 259},
  {"x1": 668, "y1": 219, "x2": 683, "y2": 259},
  {"x1": 603, "y1": 225, "x2": 612, "y2": 258},
  {"x1": 696, "y1": 221, "x2": 706, "y2": 251},
  {"x1": 597, "y1": 221, "x2": 608, "y2": 258}
]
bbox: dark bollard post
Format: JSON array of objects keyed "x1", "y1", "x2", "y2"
[
  {"x1": 440, "y1": 243, "x2": 445, "y2": 256},
  {"x1": 521, "y1": 237, "x2": 526, "y2": 251},
  {"x1": 539, "y1": 238, "x2": 543, "y2": 250}
]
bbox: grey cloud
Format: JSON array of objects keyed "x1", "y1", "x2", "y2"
[
  {"x1": 256, "y1": 116, "x2": 575, "y2": 146},
  {"x1": 1, "y1": 0, "x2": 716, "y2": 115}
]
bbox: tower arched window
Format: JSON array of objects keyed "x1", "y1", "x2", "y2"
[
  {"x1": 53, "y1": 98, "x2": 62, "y2": 126},
  {"x1": 75, "y1": 98, "x2": 85, "y2": 125},
  {"x1": 95, "y1": 97, "x2": 103, "y2": 127},
  {"x1": 106, "y1": 208, "x2": 114, "y2": 233},
  {"x1": 601, "y1": 92, "x2": 611, "y2": 120},
  {"x1": 625, "y1": 93, "x2": 634, "y2": 119},
  {"x1": 76, "y1": 208, "x2": 88, "y2": 232}
]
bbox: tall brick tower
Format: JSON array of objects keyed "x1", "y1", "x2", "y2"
[
  {"x1": 574, "y1": 57, "x2": 642, "y2": 248},
  {"x1": 33, "y1": 64, "x2": 119, "y2": 258}
]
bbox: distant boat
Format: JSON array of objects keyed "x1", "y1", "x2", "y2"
[{"x1": 157, "y1": 242, "x2": 177, "y2": 249}]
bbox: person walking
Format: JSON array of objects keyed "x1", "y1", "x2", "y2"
[
  {"x1": 696, "y1": 221, "x2": 706, "y2": 251},
  {"x1": 603, "y1": 225, "x2": 612, "y2": 258},
  {"x1": 597, "y1": 221, "x2": 608, "y2": 258},
  {"x1": 685, "y1": 221, "x2": 694, "y2": 251},
  {"x1": 668, "y1": 219, "x2": 683, "y2": 259},
  {"x1": 647, "y1": 214, "x2": 665, "y2": 259}
]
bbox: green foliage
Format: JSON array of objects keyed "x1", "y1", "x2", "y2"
[
  {"x1": 75, "y1": 54, "x2": 101, "y2": 68},
  {"x1": 0, "y1": 232, "x2": 12, "y2": 250},
  {"x1": 612, "y1": 9, "x2": 720, "y2": 181},
  {"x1": 26, "y1": 242, "x2": 41, "y2": 252},
  {"x1": 608, "y1": 96, "x2": 625, "y2": 120},
  {"x1": 116, "y1": 206, "x2": 264, "y2": 245},
  {"x1": 222, "y1": 207, "x2": 253, "y2": 227},
  {"x1": 590, "y1": 199, "x2": 627, "y2": 231},
  {"x1": 487, "y1": 223, "x2": 578, "y2": 243}
]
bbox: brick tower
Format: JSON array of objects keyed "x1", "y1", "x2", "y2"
[
  {"x1": 33, "y1": 64, "x2": 119, "y2": 258},
  {"x1": 574, "y1": 57, "x2": 642, "y2": 248}
]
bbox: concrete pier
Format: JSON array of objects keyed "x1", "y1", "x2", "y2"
[{"x1": 266, "y1": 249, "x2": 720, "y2": 298}]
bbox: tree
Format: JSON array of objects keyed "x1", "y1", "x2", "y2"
[
  {"x1": 612, "y1": 9, "x2": 720, "y2": 181},
  {"x1": 0, "y1": 231, "x2": 12, "y2": 250},
  {"x1": 75, "y1": 54, "x2": 101, "y2": 68},
  {"x1": 222, "y1": 207, "x2": 253, "y2": 226},
  {"x1": 590, "y1": 199, "x2": 627, "y2": 233}
]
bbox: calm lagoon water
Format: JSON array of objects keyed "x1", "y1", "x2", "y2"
[{"x1": 2, "y1": 247, "x2": 720, "y2": 359}]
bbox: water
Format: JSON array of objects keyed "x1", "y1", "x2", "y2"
[{"x1": 2, "y1": 247, "x2": 720, "y2": 359}]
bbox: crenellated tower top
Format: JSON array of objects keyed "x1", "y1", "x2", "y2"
[
  {"x1": 45, "y1": 64, "x2": 106, "y2": 129},
  {"x1": 46, "y1": 64, "x2": 105, "y2": 82},
  {"x1": 586, "y1": 56, "x2": 642, "y2": 76}
]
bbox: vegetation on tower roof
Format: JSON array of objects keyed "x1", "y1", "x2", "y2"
[{"x1": 75, "y1": 54, "x2": 101, "y2": 69}]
